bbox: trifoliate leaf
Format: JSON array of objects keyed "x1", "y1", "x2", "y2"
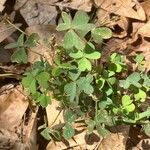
[
  {"x1": 63, "y1": 123, "x2": 75, "y2": 140},
  {"x1": 134, "y1": 89, "x2": 146, "y2": 102},
  {"x1": 63, "y1": 30, "x2": 85, "y2": 50},
  {"x1": 11, "y1": 47, "x2": 28, "y2": 63},
  {"x1": 78, "y1": 57, "x2": 91, "y2": 71},
  {"x1": 64, "y1": 82, "x2": 76, "y2": 102},
  {"x1": 77, "y1": 75, "x2": 94, "y2": 94}
]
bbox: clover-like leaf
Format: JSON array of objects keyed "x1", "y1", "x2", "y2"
[
  {"x1": 134, "y1": 89, "x2": 146, "y2": 102},
  {"x1": 96, "y1": 123, "x2": 110, "y2": 137},
  {"x1": 63, "y1": 123, "x2": 75, "y2": 139},
  {"x1": 85, "y1": 51, "x2": 101, "y2": 59},
  {"x1": 77, "y1": 75, "x2": 94, "y2": 94},
  {"x1": 64, "y1": 82, "x2": 76, "y2": 102},
  {"x1": 11, "y1": 47, "x2": 28, "y2": 63},
  {"x1": 78, "y1": 57, "x2": 91, "y2": 71},
  {"x1": 69, "y1": 50, "x2": 84, "y2": 59},
  {"x1": 22, "y1": 73, "x2": 36, "y2": 94},
  {"x1": 69, "y1": 69, "x2": 81, "y2": 81},
  {"x1": 64, "y1": 111, "x2": 76, "y2": 123},
  {"x1": 122, "y1": 95, "x2": 132, "y2": 106},
  {"x1": 36, "y1": 94, "x2": 51, "y2": 107},
  {"x1": 63, "y1": 30, "x2": 85, "y2": 50},
  {"x1": 36, "y1": 71, "x2": 50, "y2": 89}
]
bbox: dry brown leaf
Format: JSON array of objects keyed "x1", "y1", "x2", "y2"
[
  {"x1": 138, "y1": 21, "x2": 150, "y2": 37},
  {"x1": 0, "y1": 22, "x2": 21, "y2": 43},
  {"x1": 141, "y1": 0, "x2": 150, "y2": 19},
  {"x1": 0, "y1": 85, "x2": 28, "y2": 131},
  {"x1": 95, "y1": 0, "x2": 146, "y2": 21},
  {"x1": 0, "y1": 0, "x2": 6, "y2": 12},
  {"x1": 15, "y1": 0, "x2": 58, "y2": 26},
  {"x1": 98, "y1": 125, "x2": 130, "y2": 150}
]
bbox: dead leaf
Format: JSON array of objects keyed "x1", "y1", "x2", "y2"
[
  {"x1": 95, "y1": 0, "x2": 146, "y2": 21},
  {"x1": 98, "y1": 125, "x2": 130, "y2": 150},
  {"x1": 0, "y1": 85, "x2": 28, "y2": 131},
  {"x1": 0, "y1": 22, "x2": 21, "y2": 43},
  {"x1": 0, "y1": 0, "x2": 6, "y2": 12},
  {"x1": 15, "y1": 0, "x2": 58, "y2": 26},
  {"x1": 141, "y1": 0, "x2": 150, "y2": 19},
  {"x1": 138, "y1": 21, "x2": 150, "y2": 37},
  {"x1": 54, "y1": 0, "x2": 92, "y2": 12}
]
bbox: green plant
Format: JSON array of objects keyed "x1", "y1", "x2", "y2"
[{"x1": 5, "y1": 10, "x2": 150, "y2": 139}]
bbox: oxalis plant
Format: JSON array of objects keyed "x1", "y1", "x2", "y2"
[{"x1": 5, "y1": 11, "x2": 150, "y2": 140}]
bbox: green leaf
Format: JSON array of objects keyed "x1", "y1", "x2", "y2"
[
  {"x1": 97, "y1": 77, "x2": 105, "y2": 89},
  {"x1": 95, "y1": 110, "x2": 113, "y2": 126},
  {"x1": 85, "y1": 51, "x2": 101, "y2": 59},
  {"x1": 40, "y1": 127, "x2": 51, "y2": 140},
  {"x1": 17, "y1": 33, "x2": 24, "y2": 47},
  {"x1": 36, "y1": 72, "x2": 50, "y2": 88},
  {"x1": 78, "y1": 57, "x2": 91, "y2": 71},
  {"x1": 69, "y1": 69, "x2": 81, "y2": 81},
  {"x1": 52, "y1": 67, "x2": 61, "y2": 77},
  {"x1": 22, "y1": 74, "x2": 36, "y2": 94},
  {"x1": 4, "y1": 42, "x2": 18, "y2": 49},
  {"x1": 36, "y1": 94, "x2": 51, "y2": 107},
  {"x1": 96, "y1": 123, "x2": 110, "y2": 137},
  {"x1": 77, "y1": 75, "x2": 94, "y2": 94},
  {"x1": 63, "y1": 30, "x2": 85, "y2": 50},
  {"x1": 56, "y1": 23, "x2": 71, "y2": 31},
  {"x1": 72, "y1": 10, "x2": 89, "y2": 26},
  {"x1": 64, "y1": 82, "x2": 76, "y2": 102},
  {"x1": 125, "y1": 103, "x2": 135, "y2": 112},
  {"x1": 63, "y1": 123, "x2": 75, "y2": 140},
  {"x1": 62, "y1": 12, "x2": 72, "y2": 24},
  {"x1": 99, "y1": 98, "x2": 112, "y2": 109},
  {"x1": 11, "y1": 47, "x2": 28, "y2": 63},
  {"x1": 144, "y1": 124, "x2": 150, "y2": 137},
  {"x1": 108, "y1": 63, "x2": 122, "y2": 73},
  {"x1": 107, "y1": 77, "x2": 116, "y2": 85},
  {"x1": 69, "y1": 50, "x2": 84, "y2": 59},
  {"x1": 122, "y1": 95, "x2": 132, "y2": 106},
  {"x1": 25, "y1": 33, "x2": 40, "y2": 47},
  {"x1": 64, "y1": 111, "x2": 76, "y2": 123},
  {"x1": 119, "y1": 80, "x2": 130, "y2": 89},
  {"x1": 134, "y1": 89, "x2": 146, "y2": 102},
  {"x1": 86, "y1": 119, "x2": 95, "y2": 134},
  {"x1": 135, "y1": 54, "x2": 144, "y2": 64}
]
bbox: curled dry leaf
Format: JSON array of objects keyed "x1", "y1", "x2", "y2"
[
  {"x1": 95, "y1": 0, "x2": 146, "y2": 21},
  {"x1": 141, "y1": 0, "x2": 150, "y2": 19}
]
